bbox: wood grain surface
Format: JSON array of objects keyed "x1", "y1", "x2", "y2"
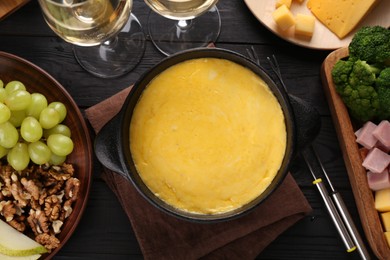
[
  {"x1": 0, "y1": 1, "x2": 382, "y2": 259},
  {"x1": 0, "y1": 0, "x2": 30, "y2": 21},
  {"x1": 321, "y1": 47, "x2": 390, "y2": 259}
]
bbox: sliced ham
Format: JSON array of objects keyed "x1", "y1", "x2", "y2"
[
  {"x1": 373, "y1": 120, "x2": 390, "y2": 149},
  {"x1": 362, "y1": 148, "x2": 390, "y2": 174},
  {"x1": 367, "y1": 169, "x2": 390, "y2": 191},
  {"x1": 356, "y1": 121, "x2": 378, "y2": 149}
]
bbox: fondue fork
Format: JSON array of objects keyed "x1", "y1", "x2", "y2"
[
  {"x1": 246, "y1": 46, "x2": 360, "y2": 252},
  {"x1": 261, "y1": 51, "x2": 370, "y2": 260},
  {"x1": 301, "y1": 148, "x2": 356, "y2": 254},
  {"x1": 312, "y1": 148, "x2": 371, "y2": 260}
]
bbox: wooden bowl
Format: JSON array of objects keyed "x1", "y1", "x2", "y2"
[
  {"x1": 322, "y1": 47, "x2": 390, "y2": 259},
  {"x1": 0, "y1": 51, "x2": 93, "y2": 259}
]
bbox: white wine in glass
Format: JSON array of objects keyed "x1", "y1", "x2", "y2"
[
  {"x1": 38, "y1": 0, "x2": 145, "y2": 78},
  {"x1": 144, "y1": 0, "x2": 220, "y2": 56}
]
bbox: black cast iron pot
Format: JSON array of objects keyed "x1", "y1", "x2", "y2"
[{"x1": 95, "y1": 48, "x2": 320, "y2": 222}]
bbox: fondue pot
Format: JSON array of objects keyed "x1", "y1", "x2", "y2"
[{"x1": 95, "y1": 48, "x2": 320, "y2": 222}]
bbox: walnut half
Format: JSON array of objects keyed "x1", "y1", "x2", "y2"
[
  {"x1": 27, "y1": 209, "x2": 50, "y2": 236},
  {"x1": 0, "y1": 162, "x2": 80, "y2": 252}
]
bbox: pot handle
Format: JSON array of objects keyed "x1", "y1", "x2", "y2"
[
  {"x1": 288, "y1": 94, "x2": 321, "y2": 151},
  {"x1": 94, "y1": 113, "x2": 128, "y2": 178}
]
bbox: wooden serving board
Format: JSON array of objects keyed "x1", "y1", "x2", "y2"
[
  {"x1": 243, "y1": 0, "x2": 390, "y2": 50},
  {"x1": 0, "y1": 0, "x2": 30, "y2": 21},
  {"x1": 321, "y1": 47, "x2": 390, "y2": 259}
]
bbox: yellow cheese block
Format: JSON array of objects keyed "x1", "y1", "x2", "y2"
[
  {"x1": 272, "y1": 5, "x2": 295, "y2": 31},
  {"x1": 295, "y1": 13, "x2": 315, "y2": 37},
  {"x1": 381, "y1": 212, "x2": 390, "y2": 232},
  {"x1": 375, "y1": 189, "x2": 390, "y2": 212},
  {"x1": 307, "y1": 0, "x2": 379, "y2": 38}
]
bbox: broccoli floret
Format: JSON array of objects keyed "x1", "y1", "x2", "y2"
[
  {"x1": 331, "y1": 59, "x2": 354, "y2": 89},
  {"x1": 349, "y1": 26, "x2": 390, "y2": 65},
  {"x1": 376, "y1": 67, "x2": 390, "y2": 88},
  {"x1": 340, "y1": 84, "x2": 379, "y2": 122},
  {"x1": 332, "y1": 59, "x2": 380, "y2": 121},
  {"x1": 376, "y1": 67, "x2": 390, "y2": 120},
  {"x1": 349, "y1": 60, "x2": 381, "y2": 86},
  {"x1": 331, "y1": 26, "x2": 390, "y2": 122}
]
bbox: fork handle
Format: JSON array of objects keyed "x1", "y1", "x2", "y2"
[
  {"x1": 313, "y1": 178, "x2": 357, "y2": 252},
  {"x1": 331, "y1": 192, "x2": 371, "y2": 259}
]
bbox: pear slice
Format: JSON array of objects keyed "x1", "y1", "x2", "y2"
[
  {"x1": 0, "y1": 252, "x2": 41, "y2": 260},
  {"x1": 0, "y1": 219, "x2": 47, "y2": 257}
]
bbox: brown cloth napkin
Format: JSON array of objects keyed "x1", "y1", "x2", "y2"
[{"x1": 85, "y1": 86, "x2": 312, "y2": 260}]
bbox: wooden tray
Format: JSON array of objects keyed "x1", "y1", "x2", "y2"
[
  {"x1": 243, "y1": 0, "x2": 390, "y2": 50},
  {"x1": 321, "y1": 47, "x2": 390, "y2": 259},
  {"x1": 0, "y1": 0, "x2": 30, "y2": 21}
]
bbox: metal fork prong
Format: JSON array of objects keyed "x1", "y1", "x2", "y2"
[
  {"x1": 267, "y1": 55, "x2": 288, "y2": 92},
  {"x1": 246, "y1": 46, "x2": 260, "y2": 66}
]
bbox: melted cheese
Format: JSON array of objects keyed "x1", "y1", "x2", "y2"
[
  {"x1": 307, "y1": 0, "x2": 379, "y2": 38},
  {"x1": 130, "y1": 58, "x2": 286, "y2": 214}
]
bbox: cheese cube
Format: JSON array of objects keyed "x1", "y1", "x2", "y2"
[
  {"x1": 295, "y1": 14, "x2": 315, "y2": 37},
  {"x1": 381, "y1": 212, "x2": 390, "y2": 232},
  {"x1": 384, "y1": 232, "x2": 390, "y2": 247},
  {"x1": 375, "y1": 188, "x2": 390, "y2": 212},
  {"x1": 307, "y1": 0, "x2": 379, "y2": 38},
  {"x1": 275, "y1": 0, "x2": 292, "y2": 9},
  {"x1": 272, "y1": 5, "x2": 295, "y2": 31}
]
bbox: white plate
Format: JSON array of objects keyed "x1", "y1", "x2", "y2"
[{"x1": 243, "y1": 0, "x2": 390, "y2": 50}]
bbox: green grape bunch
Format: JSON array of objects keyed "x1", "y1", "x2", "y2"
[{"x1": 0, "y1": 79, "x2": 74, "y2": 171}]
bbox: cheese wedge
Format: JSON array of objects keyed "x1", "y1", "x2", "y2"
[{"x1": 307, "y1": 0, "x2": 379, "y2": 38}]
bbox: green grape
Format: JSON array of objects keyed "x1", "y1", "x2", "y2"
[
  {"x1": 0, "y1": 145, "x2": 8, "y2": 159},
  {"x1": 4, "y1": 89, "x2": 31, "y2": 111},
  {"x1": 5, "y1": 80, "x2": 26, "y2": 94},
  {"x1": 21, "y1": 117, "x2": 43, "y2": 143},
  {"x1": 0, "y1": 103, "x2": 11, "y2": 124},
  {"x1": 49, "y1": 153, "x2": 66, "y2": 165},
  {"x1": 0, "y1": 80, "x2": 3, "y2": 88},
  {"x1": 39, "y1": 107, "x2": 60, "y2": 129},
  {"x1": 8, "y1": 110, "x2": 26, "y2": 128},
  {"x1": 26, "y1": 93, "x2": 48, "y2": 119},
  {"x1": 47, "y1": 134, "x2": 74, "y2": 156},
  {"x1": 7, "y1": 143, "x2": 29, "y2": 171},
  {"x1": 0, "y1": 88, "x2": 6, "y2": 103},
  {"x1": 0, "y1": 121, "x2": 19, "y2": 148},
  {"x1": 48, "y1": 102, "x2": 67, "y2": 123},
  {"x1": 28, "y1": 141, "x2": 51, "y2": 165},
  {"x1": 43, "y1": 124, "x2": 71, "y2": 138}
]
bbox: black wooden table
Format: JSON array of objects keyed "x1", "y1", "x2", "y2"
[{"x1": 0, "y1": 1, "x2": 375, "y2": 259}]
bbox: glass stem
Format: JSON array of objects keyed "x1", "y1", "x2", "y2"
[
  {"x1": 102, "y1": 35, "x2": 118, "y2": 48},
  {"x1": 176, "y1": 19, "x2": 193, "y2": 31}
]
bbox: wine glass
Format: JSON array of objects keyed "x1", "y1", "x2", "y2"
[
  {"x1": 144, "y1": 0, "x2": 221, "y2": 56},
  {"x1": 37, "y1": 0, "x2": 145, "y2": 78}
]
